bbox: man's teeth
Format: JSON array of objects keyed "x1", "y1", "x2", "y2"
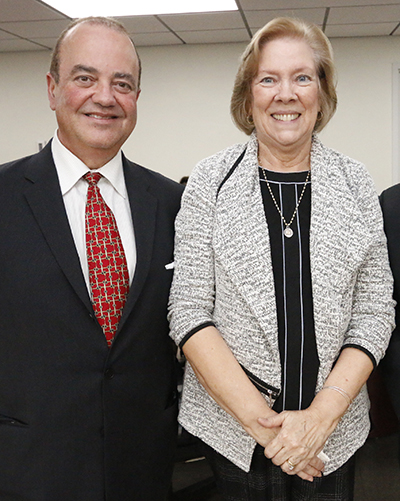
[
  {"x1": 87, "y1": 114, "x2": 115, "y2": 119},
  {"x1": 272, "y1": 113, "x2": 300, "y2": 121}
]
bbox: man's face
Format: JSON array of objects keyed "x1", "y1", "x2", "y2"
[{"x1": 47, "y1": 23, "x2": 141, "y2": 168}]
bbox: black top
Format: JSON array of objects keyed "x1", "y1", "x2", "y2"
[{"x1": 259, "y1": 167, "x2": 319, "y2": 412}]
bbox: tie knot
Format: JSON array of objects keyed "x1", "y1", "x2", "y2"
[{"x1": 84, "y1": 172, "x2": 102, "y2": 186}]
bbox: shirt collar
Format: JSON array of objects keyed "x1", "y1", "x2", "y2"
[{"x1": 51, "y1": 130, "x2": 127, "y2": 198}]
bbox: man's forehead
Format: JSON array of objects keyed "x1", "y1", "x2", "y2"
[
  {"x1": 61, "y1": 23, "x2": 135, "y2": 57},
  {"x1": 59, "y1": 25, "x2": 138, "y2": 71},
  {"x1": 65, "y1": 22, "x2": 128, "y2": 40}
]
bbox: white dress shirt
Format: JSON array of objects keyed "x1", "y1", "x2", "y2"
[{"x1": 51, "y1": 131, "x2": 136, "y2": 293}]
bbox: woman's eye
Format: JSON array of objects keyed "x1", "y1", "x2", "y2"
[
  {"x1": 298, "y1": 75, "x2": 311, "y2": 83},
  {"x1": 261, "y1": 77, "x2": 274, "y2": 85}
]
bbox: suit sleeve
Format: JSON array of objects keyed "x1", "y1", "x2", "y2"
[{"x1": 378, "y1": 186, "x2": 400, "y2": 418}]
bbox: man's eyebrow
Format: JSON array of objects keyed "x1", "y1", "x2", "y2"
[
  {"x1": 71, "y1": 65, "x2": 98, "y2": 75},
  {"x1": 114, "y1": 72, "x2": 136, "y2": 87},
  {"x1": 70, "y1": 67, "x2": 136, "y2": 87}
]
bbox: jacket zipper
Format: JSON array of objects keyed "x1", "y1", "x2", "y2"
[{"x1": 240, "y1": 365, "x2": 280, "y2": 408}]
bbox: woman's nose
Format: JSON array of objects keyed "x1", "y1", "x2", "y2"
[{"x1": 275, "y1": 80, "x2": 296, "y2": 102}]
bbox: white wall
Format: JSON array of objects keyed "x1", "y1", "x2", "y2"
[
  {"x1": 0, "y1": 51, "x2": 57, "y2": 162},
  {"x1": 321, "y1": 36, "x2": 400, "y2": 193},
  {"x1": 128, "y1": 43, "x2": 247, "y2": 182},
  {"x1": 1, "y1": 36, "x2": 400, "y2": 192}
]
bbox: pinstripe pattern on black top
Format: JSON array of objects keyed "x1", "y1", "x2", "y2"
[{"x1": 259, "y1": 168, "x2": 319, "y2": 412}]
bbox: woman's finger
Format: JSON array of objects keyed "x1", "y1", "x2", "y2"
[
  {"x1": 308, "y1": 456, "x2": 325, "y2": 472},
  {"x1": 301, "y1": 464, "x2": 323, "y2": 478},
  {"x1": 263, "y1": 440, "x2": 288, "y2": 461},
  {"x1": 296, "y1": 470, "x2": 314, "y2": 483}
]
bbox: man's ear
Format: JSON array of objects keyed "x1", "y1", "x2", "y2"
[{"x1": 46, "y1": 72, "x2": 57, "y2": 111}]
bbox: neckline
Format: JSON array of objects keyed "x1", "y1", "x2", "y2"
[{"x1": 259, "y1": 167, "x2": 310, "y2": 183}]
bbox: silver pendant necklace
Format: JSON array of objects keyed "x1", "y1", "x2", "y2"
[{"x1": 260, "y1": 167, "x2": 311, "y2": 238}]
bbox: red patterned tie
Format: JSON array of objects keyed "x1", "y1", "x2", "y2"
[{"x1": 84, "y1": 172, "x2": 129, "y2": 347}]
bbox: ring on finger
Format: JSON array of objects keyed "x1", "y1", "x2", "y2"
[{"x1": 287, "y1": 459, "x2": 296, "y2": 471}]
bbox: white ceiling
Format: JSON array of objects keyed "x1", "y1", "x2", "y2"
[{"x1": 1, "y1": 0, "x2": 400, "y2": 52}]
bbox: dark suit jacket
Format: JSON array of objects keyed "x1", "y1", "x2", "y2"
[
  {"x1": 0, "y1": 142, "x2": 183, "y2": 500},
  {"x1": 380, "y1": 184, "x2": 400, "y2": 421}
]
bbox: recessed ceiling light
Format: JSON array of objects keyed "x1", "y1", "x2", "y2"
[{"x1": 42, "y1": 0, "x2": 238, "y2": 18}]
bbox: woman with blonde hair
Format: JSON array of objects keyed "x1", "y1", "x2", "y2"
[{"x1": 169, "y1": 17, "x2": 394, "y2": 500}]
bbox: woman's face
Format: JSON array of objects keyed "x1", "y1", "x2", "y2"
[{"x1": 250, "y1": 37, "x2": 320, "y2": 154}]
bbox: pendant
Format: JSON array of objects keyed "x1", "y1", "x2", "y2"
[{"x1": 284, "y1": 227, "x2": 293, "y2": 238}]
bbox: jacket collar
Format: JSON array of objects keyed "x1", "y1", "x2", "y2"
[{"x1": 212, "y1": 134, "x2": 370, "y2": 362}]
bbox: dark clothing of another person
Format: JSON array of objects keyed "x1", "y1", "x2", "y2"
[{"x1": 380, "y1": 184, "x2": 400, "y2": 462}]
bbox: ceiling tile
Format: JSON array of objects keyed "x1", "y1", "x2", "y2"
[
  {"x1": 133, "y1": 32, "x2": 183, "y2": 47},
  {"x1": 391, "y1": 24, "x2": 400, "y2": 36},
  {"x1": 0, "y1": 19, "x2": 70, "y2": 38},
  {"x1": 240, "y1": 0, "x2": 400, "y2": 8},
  {"x1": 325, "y1": 22, "x2": 397, "y2": 37},
  {"x1": 0, "y1": 38, "x2": 49, "y2": 51},
  {"x1": 28, "y1": 37, "x2": 59, "y2": 50},
  {"x1": 0, "y1": 0, "x2": 399, "y2": 52},
  {"x1": 158, "y1": 11, "x2": 244, "y2": 31},
  {"x1": 0, "y1": 0, "x2": 68, "y2": 22},
  {"x1": 329, "y1": 5, "x2": 400, "y2": 25},
  {"x1": 342, "y1": 0, "x2": 400, "y2": 4},
  {"x1": 0, "y1": 28, "x2": 17, "y2": 40},
  {"x1": 244, "y1": 8, "x2": 326, "y2": 30},
  {"x1": 240, "y1": 0, "x2": 328, "y2": 8},
  {"x1": 177, "y1": 28, "x2": 250, "y2": 44},
  {"x1": 115, "y1": 16, "x2": 168, "y2": 33}
]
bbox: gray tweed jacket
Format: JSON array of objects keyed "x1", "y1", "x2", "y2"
[{"x1": 168, "y1": 134, "x2": 395, "y2": 475}]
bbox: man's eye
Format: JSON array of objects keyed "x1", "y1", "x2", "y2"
[
  {"x1": 115, "y1": 82, "x2": 132, "y2": 92},
  {"x1": 76, "y1": 76, "x2": 91, "y2": 84}
]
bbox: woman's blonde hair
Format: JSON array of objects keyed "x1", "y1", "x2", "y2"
[{"x1": 231, "y1": 17, "x2": 337, "y2": 135}]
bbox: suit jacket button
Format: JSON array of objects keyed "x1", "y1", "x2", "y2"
[{"x1": 104, "y1": 368, "x2": 115, "y2": 379}]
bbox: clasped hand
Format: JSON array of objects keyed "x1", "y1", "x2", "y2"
[{"x1": 258, "y1": 408, "x2": 332, "y2": 482}]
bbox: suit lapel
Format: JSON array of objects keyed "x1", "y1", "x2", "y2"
[
  {"x1": 117, "y1": 157, "x2": 157, "y2": 332},
  {"x1": 23, "y1": 143, "x2": 92, "y2": 313}
]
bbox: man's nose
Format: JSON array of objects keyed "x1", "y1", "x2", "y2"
[{"x1": 92, "y1": 82, "x2": 117, "y2": 107}]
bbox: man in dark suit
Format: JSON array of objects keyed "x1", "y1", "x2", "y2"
[
  {"x1": 380, "y1": 185, "x2": 400, "y2": 463},
  {"x1": 0, "y1": 16, "x2": 182, "y2": 500}
]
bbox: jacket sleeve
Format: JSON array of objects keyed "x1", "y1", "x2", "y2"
[
  {"x1": 168, "y1": 152, "x2": 224, "y2": 348},
  {"x1": 342, "y1": 162, "x2": 395, "y2": 365}
]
